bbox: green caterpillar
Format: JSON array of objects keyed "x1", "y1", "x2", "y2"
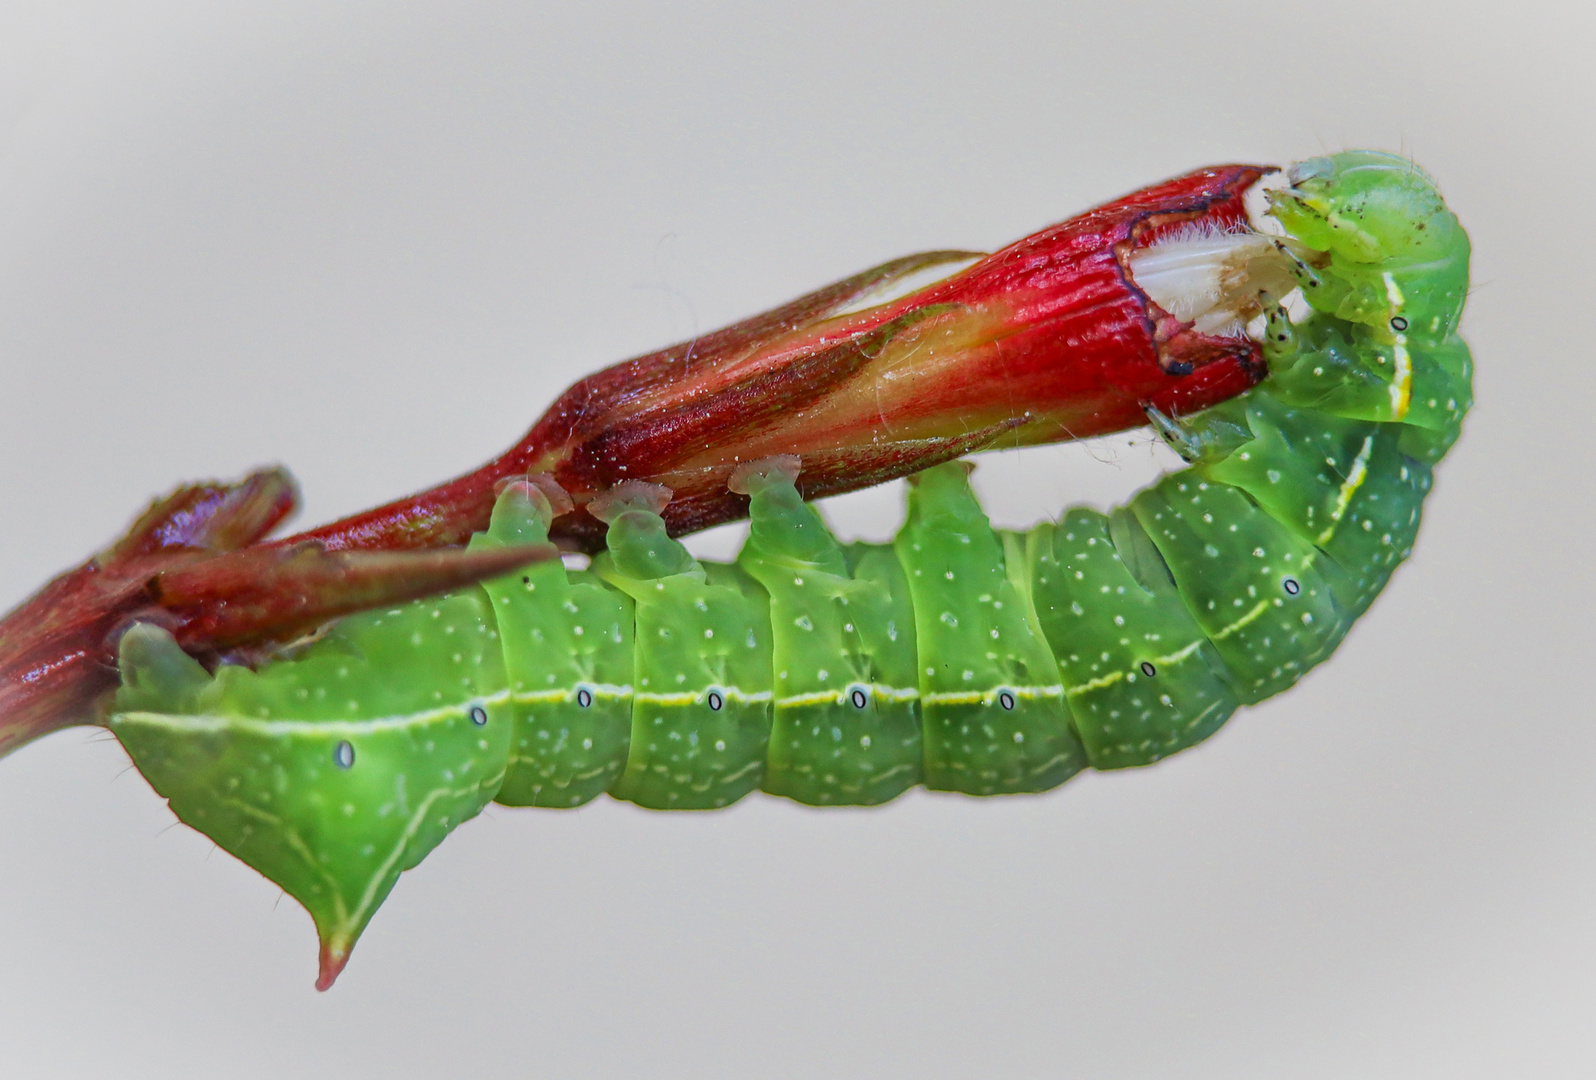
[{"x1": 109, "y1": 150, "x2": 1472, "y2": 986}]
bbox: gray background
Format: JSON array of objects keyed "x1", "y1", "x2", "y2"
[{"x1": 1, "y1": 1, "x2": 1591, "y2": 1077}]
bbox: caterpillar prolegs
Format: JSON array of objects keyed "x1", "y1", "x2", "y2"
[{"x1": 108, "y1": 150, "x2": 1472, "y2": 987}]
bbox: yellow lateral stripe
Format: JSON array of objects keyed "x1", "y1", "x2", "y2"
[
  {"x1": 634, "y1": 688, "x2": 774, "y2": 706},
  {"x1": 1390, "y1": 339, "x2": 1412, "y2": 418},
  {"x1": 632, "y1": 692, "x2": 703, "y2": 707},
  {"x1": 1066, "y1": 670, "x2": 1123, "y2": 696},
  {"x1": 775, "y1": 684, "x2": 921, "y2": 709},
  {"x1": 1064, "y1": 638, "x2": 1208, "y2": 697},
  {"x1": 509, "y1": 684, "x2": 633, "y2": 706},
  {"x1": 113, "y1": 688, "x2": 514, "y2": 737},
  {"x1": 1209, "y1": 598, "x2": 1273, "y2": 642},
  {"x1": 778, "y1": 689, "x2": 845, "y2": 709},
  {"x1": 923, "y1": 684, "x2": 1064, "y2": 707},
  {"x1": 1317, "y1": 435, "x2": 1375, "y2": 545},
  {"x1": 1155, "y1": 638, "x2": 1207, "y2": 667},
  {"x1": 1211, "y1": 549, "x2": 1322, "y2": 642}
]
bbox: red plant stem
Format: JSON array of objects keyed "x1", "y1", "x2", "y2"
[
  {"x1": 291, "y1": 164, "x2": 1269, "y2": 553},
  {"x1": 0, "y1": 161, "x2": 1273, "y2": 757}
]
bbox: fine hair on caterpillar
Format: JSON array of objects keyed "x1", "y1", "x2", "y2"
[{"x1": 106, "y1": 150, "x2": 1473, "y2": 989}]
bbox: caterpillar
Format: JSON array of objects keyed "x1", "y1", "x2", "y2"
[{"x1": 107, "y1": 150, "x2": 1472, "y2": 989}]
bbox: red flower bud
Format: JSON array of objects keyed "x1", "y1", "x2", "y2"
[
  {"x1": 294, "y1": 164, "x2": 1270, "y2": 551},
  {"x1": 0, "y1": 161, "x2": 1276, "y2": 754}
]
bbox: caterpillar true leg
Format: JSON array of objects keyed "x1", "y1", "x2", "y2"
[{"x1": 108, "y1": 149, "x2": 1472, "y2": 988}]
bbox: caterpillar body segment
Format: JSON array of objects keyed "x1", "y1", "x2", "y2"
[
  {"x1": 589, "y1": 484, "x2": 775, "y2": 810},
  {"x1": 470, "y1": 481, "x2": 634, "y2": 808},
  {"x1": 895, "y1": 465, "x2": 1086, "y2": 795},
  {"x1": 111, "y1": 594, "x2": 512, "y2": 988},
  {"x1": 1131, "y1": 475, "x2": 1349, "y2": 703},
  {"x1": 734, "y1": 459, "x2": 924, "y2": 807},
  {"x1": 1023, "y1": 512, "x2": 1239, "y2": 769},
  {"x1": 107, "y1": 150, "x2": 1473, "y2": 988}
]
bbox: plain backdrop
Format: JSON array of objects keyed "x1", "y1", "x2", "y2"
[{"x1": 1, "y1": 2, "x2": 1592, "y2": 1077}]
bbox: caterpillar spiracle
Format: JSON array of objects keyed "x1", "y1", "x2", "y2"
[{"x1": 109, "y1": 150, "x2": 1472, "y2": 989}]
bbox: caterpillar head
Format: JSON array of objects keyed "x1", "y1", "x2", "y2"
[
  {"x1": 1271, "y1": 152, "x2": 1451, "y2": 264},
  {"x1": 1268, "y1": 151, "x2": 1471, "y2": 333}
]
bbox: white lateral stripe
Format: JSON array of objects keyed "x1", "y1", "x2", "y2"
[
  {"x1": 343, "y1": 777, "x2": 488, "y2": 945},
  {"x1": 1382, "y1": 270, "x2": 1405, "y2": 308},
  {"x1": 1383, "y1": 272, "x2": 1412, "y2": 419},
  {"x1": 112, "y1": 688, "x2": 514, "y2": 737}
]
